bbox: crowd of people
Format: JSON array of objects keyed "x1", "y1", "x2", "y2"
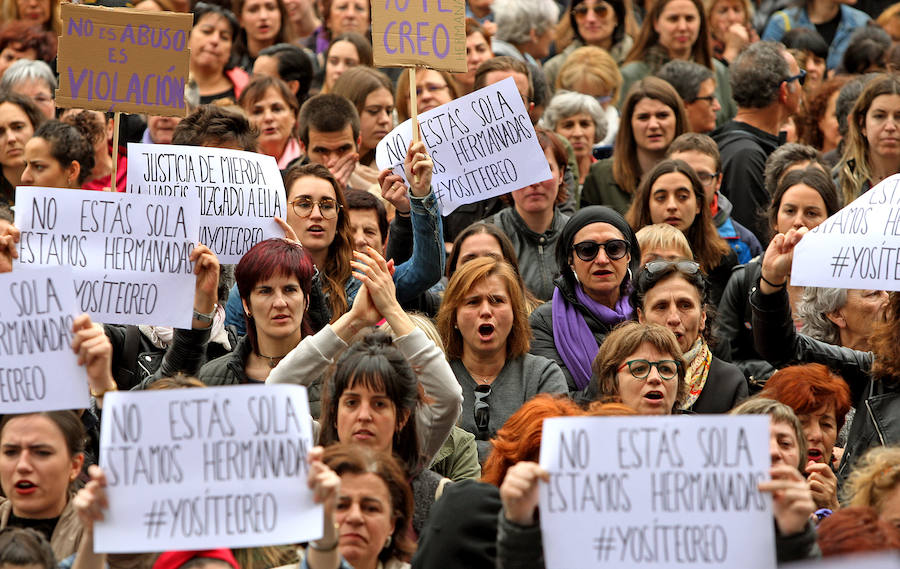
[{"x1": 0, "y1": 0, "x2": 899, "y2": 566}]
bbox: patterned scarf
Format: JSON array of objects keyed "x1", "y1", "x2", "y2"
[{"x1": 681, "y1": 338, "x2": 712, "y2": 410}]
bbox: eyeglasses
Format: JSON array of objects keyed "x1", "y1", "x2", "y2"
[
  {"x1": 572, "y1": 239, "x2": 630, "y2": 262},
  {"x1": 784, "y1": 69, "x2": 806, "y2": 87},
  {"x1": 645, "y1": 259, "x2": 701, "y2": 275},
  {"x1": 290, "y1": 197, "x2": 341, "y2": 219},
  {"x1": 416, "y1": 83, "x2": 449, "y2": 97},
  {"x1": 695, "y1": 170, "x2": 719, "y2": 187},
  {"x1": 692, "y1": 95, "x2": 717, "y2": 105},
  {"x1": 572, "y1": 3, "x2": 611, "y2": 17},
  {"x1": 474, "y1": 384, "x2": 491, "y2": 435},
  {"x1": 617, "y1": 359, "x2": 680, "y2": 381}
]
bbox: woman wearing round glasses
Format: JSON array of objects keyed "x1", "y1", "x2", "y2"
[
  {"x1": 625, "y1": 259, "x2": 747, "y2": 413},
  {"x1": 436, "y1": 257, "x2": 567, "y2": 462},
  {"x1": 626, "y1": 158, "x2": 736, "y2": 305},
  {"x1": 588, "y1": 321, "x2": 686, "y2": 414},
  {"x1": 530, "y1": 206, "x2": 641, "y2": 394}
]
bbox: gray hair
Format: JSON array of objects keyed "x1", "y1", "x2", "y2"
[
  {"x1": 539, "y1": 90, "x2": 607, "y2": 143},
  {"x1": 797, "y1": 287, "x2": 846, "y2": 345},
  {"x1": 730, "y1": 41, "x2": 790, "y2": 109},
  {"x1": 0, "y1": 59, "x2": 57, "y2": 91},
  {"x1": 763, "y1": 143, "x2": 823, "y2": 196},
  {"x1": 655, "y1": 60, "x2": 714, "y2": 103},
  {"x1": 493, "y1": 0, "x2": 559, "y2": 45}
]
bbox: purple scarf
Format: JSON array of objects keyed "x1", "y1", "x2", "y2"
[{"x1": 552, "y1": 285, "x2": 634, "y2": 390}]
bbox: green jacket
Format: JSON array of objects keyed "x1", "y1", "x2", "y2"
[
  {"x1": 579, "y1": 157, "x2": 632, "y2": 214},
  {"x1": 430, "y1": 425, "x2": 481, "y2": 481}
]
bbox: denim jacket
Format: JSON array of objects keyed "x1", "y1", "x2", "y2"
[
  {"x1": 225, "y1": 189, "x2": 444, "y2": 332},
  {"x1": 761, "y1": 4, "x2": 871, "y2": 70}
]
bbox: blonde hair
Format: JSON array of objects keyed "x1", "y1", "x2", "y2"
[
  {"x1": 556, "y1": 46, "x2": 623, "y2": 103},
  {"x1": 636, "y1": 223, "x2": 693, "y2": 260},
  {"x1": 843, "y1": 446, "x2": 900, "y2": 511},
  {"x1": 381, "y1": 312, "x2": 444, "y2": 352}
]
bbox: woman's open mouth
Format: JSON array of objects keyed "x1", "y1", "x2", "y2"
[{"x1": 478, "y1": 323, "x2": 495, "y2": 341}]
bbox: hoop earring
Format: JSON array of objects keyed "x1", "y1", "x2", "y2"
[{"x1": 384, "y1": 535, "x2": 392, "y2": 549}]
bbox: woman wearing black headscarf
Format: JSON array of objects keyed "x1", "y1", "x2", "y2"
[{"x1": 529, "y1": 206, "x2": 641, "y2": 394}]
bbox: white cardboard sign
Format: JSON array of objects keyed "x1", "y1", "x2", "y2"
[
  {"x1": 793, "y1": 174, "x2": 900, "y2": 290},
  {"x1": 14, "y1": 186, "x2": 199, "y2": 328},
  {"x1": 0, "y1": 266, "x2": 90, "y2": 412},
  {"x1": 375, "y1": 77, "x2": 551, "y2": 215},
  {"x1": 95, "y1": 384, "x2": 321, "y2": 552},
  {"x1": 539, "y1": 415, "x2": 774, "y2": 569},
  {"x1": 127, "y1": 143, "x2": 287, "y2": 264}
]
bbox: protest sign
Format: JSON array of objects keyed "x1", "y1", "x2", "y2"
[
  {"x1": 128, "y1": 143, "x2": 287, "y2": 264},
  {"x1": 56, "y1": 3, "x2": 192, "y2": 116},
  {"x1": 787, "y1": 553, "x2": 900, "y2": 569},
  {"x1": 370, "y1": 0, "x2": 466, "y2": 72},
  {"x1": 375, "y1": 77, "x2": 552, "y2": 215},
  {"x1": 95, "y1": 384, "x2": 320, "y2": 552},
  {"x1": 14, "y1": 187, "x2": 199, "y2": 328},
  {"x1": 539, "y1": 415, "x2": 774, "y2": 569},
  {"x1": 792, "y1": 174, "x2": 900, "y2": 290},
  {"x1": 0, "y1": 267, "x2": 89, "y2": 413}
]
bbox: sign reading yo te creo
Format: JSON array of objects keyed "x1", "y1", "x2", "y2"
[
  {"x1": 370, "y1": 0, "x2": 466, "y2": 72},
  {"x1": 56, "y1": 3, "x2": 192, "y2": 116}
]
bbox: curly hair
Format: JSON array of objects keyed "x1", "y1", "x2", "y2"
[
  {"x1": 796, "y1": 76, "x2": 849, "y2": 151},
  {"x1": 481, "y1": 394, "x2": 582, "y2": 486},
  {"x1": 729, "y1": 41, "x2": 790, "y2": 109},
  {"x1": 869, "y1": 292, "x2": 900, "y2": 386},
  {"x1": 843, "y1": 446, "x2": 900, "y2": 511}
]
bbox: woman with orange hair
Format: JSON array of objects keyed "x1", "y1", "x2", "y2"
[
  {"x1": 760, "y1": 363, "x2": 851, "y2": 511},
  {"x1": 816, "y1": 506, "x2": 900, "y2": 556}
]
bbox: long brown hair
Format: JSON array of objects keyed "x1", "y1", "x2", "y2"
[
  {"x1": 624, "y1": 0, "x2": 712, "y2": 69},
  {"x1": 869, "y1": 291, "x2": 900, "y2": 387},
  {"x1": 626, "y1": 158, "x2": 730, "y2": 271},
  {"x1": 614, "y1": 78, "x2": 689, "y2": 194},
  {"x1": 282, "y1": 163, "x2": 353, "y2": 319}
]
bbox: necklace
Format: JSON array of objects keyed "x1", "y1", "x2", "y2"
[
  {"x1": 257, "y1": 352, "x2": 289, "y2": 368},
  {"x1": 468, "y1": 370, "x2": 495, "y2": 385}
]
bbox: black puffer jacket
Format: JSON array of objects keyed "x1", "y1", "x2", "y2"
[{"x1": 751, "y1": 285, "x2": 899, "y2": 482}]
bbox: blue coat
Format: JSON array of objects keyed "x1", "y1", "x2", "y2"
[{"x1": 761, "y1": 4, "x2": 871, "y2": 70}]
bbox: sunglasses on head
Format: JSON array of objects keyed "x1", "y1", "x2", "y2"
[
  {"x1": 572, "y1": 239, "x2": 629, "y2": 262},
  {"x1": 474, "y1": 384, "x2": 491, "y2": 435},
  {"x1": 645, "y1": 259, "x2": 701, "y2": 275}
]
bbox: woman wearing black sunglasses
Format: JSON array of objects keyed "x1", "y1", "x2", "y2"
[
  {"x1": 436, "y1": 257, "x2": 568, "y2": 463},
  {"x1": 529, "y1": 206, "x2": 641, "y2": 394},
  {"x1": 628, "y1": 259, "x2": 747, "y2": 413}
]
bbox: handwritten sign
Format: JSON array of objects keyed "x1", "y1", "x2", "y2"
[
  {"x1": 539, "y1": 415, "x2": 774, "y2": 569},
  {"x1": 787, "y1": 553, "x2": 900, "y2": 568},
  {"x1": 56, "y1": 4, "x2": 192, "y2": 116},
  {"x1": 0, "y1": 267, "x2": 89, "y2": 413},
  {"x1": 792, "y1": 174, "x2": 900, "y2": 290},
  {"x1": 95, "y1": 384, "x2": 320, "y2": 552},
  {"x1": 375, "y1": 77, "x2": 551, "y2": 215},
  {"x1": 14, "y1": 187, "x2": 199, "y2": 328},
  {"x1": 370, "y1": 0, "x2": 465, "y2": 71},
  {"x1": 128, "y1": 143, "x2": 287, "y2": 264}
]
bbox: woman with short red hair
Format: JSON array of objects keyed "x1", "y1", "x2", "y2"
[{"x1": 761, "y1": 363, "x2": 851, "y2": 511}]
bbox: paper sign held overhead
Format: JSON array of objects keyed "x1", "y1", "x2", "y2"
[
  {"x1": 95, "y1": 384, "x2": 320, "y2": 552},
  {"x1": 375, "y1": 77, "x2": 551, "y2": 215},
  {"x1": 370, "y1": 0, "x2": 466, "y2": 71},
  {"x1": 56, "y1": 3, "x2": 192, "y2": 116},
  {"x1": 539, "y1": 415, "x2": 774, "y2": 569},
  {"x1": 127, "y1": 143, "x2": 287, "y2": 264},
  {"x1": 0, "y1": 267, "x2": 90, "y2": 413},
  {"x1": 792, "y1": 173, "x2": 900, "y2": 290},
  {"x1": 14, "y1": 187, "x2": 199, "y2": 328}
]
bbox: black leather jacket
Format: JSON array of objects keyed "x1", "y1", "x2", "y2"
[{"x1": 750, "y1": 284, "x2": 899, "y2": 481}]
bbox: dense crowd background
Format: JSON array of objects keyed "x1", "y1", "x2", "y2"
[{"x1": 0, "y1": 0, "x2": 898, "y2": 566}]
